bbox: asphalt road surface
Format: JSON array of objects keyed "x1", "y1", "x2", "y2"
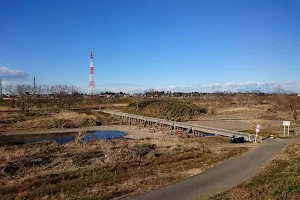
[{"x1": 129, "y1": 138, "x2": 298, "y2": 200}]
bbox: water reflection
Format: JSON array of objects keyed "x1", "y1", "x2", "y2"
[
  {"x1": 81, "y1": 131, "x2": 125, "y2": 142},
  {"x1": 0, "y1": 131, "x2": 125, "y2": 145}
]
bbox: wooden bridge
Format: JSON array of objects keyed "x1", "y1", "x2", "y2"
[{"x1": 101, "y1": 110, "x2": 255, "y2": 142}]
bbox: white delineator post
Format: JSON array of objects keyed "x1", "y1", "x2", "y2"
[
  {"x1": 255, "y1": 124, "x2": 260, "y2": 143},
  {"x1": 283, "y1": 121, "x2": 291, "y2": 135}
]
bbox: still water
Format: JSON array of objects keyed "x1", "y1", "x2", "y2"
[{"x1": 0, "y1": 131, "x2": 126, "y2": 145}]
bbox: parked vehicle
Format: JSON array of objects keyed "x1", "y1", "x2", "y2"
[{"x1": 230, "y1": 136, "x2": 245, "y2": 143}]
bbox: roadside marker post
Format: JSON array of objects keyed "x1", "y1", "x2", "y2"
[
  {"x1": 283, "y1": 121, "x2": 290, "y2": 135},
  {"x1": 255, "y1": 124, "x2": 260, "y2": 143}
]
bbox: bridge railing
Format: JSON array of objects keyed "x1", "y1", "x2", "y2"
[{"x1": 101, "y1": 110, "x2": 253, "y2": 141}]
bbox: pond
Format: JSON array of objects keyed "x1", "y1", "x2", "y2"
[{"x1": 0, "y1": 131, "x2": 126, "y2": 145}]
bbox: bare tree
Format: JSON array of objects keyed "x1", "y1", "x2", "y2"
[
  {"x1": 5, "y1": 84, "x2": 14, "y2": 95},
  {"x1": 5, "y1": 84, "x2": 33, "y2": 112},
  {"x1": 6, "y1": 83, "x2": 82, "y2": 110},
  {"x1": 275, "y1": 88, "x2": 300, "y2": 125},
  {"x1": 135, "y1": 93, "x2": 143, "y2": 111},
  {"x1": 47, "y1": 84, "x2": 81, "y2": 108},
  {"x1": 217, "y1": 94, "x2": 233, "y2": 107},
  {"x1": 32, "y1": 85, "x2": 43, "y2": 96},
  {"x1": 17, "y1": 84, "x2": 33, "y2": 112},
  {"x1": 235, "y1": 93, "x2": 248, "y2": 107}
]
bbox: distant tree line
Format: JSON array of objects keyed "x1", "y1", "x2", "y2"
[
  {"x1": 5, "y1": 84, "x2": 82, "y2": 112},
  {"x1": 4, "y1": 84, "x2": 299, "y2": 125}
]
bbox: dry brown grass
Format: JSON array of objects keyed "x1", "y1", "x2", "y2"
[
  {"x1": 10, "y1": 111, "x2": 96, "y2": 130},
  {"x1": 0, "y1": 106, "x2": 17, "y2": 111},
  {"x1": 0, "y1": 137, "x2": 251, "y2": 200},
  {"x1": 126, "y1": 99, "x2": 207, "y2": 121},
  {"x1": 0, "y1": 109, "x2": 100, "y2": 132},
  {"x1": 0, "y1": 112, "x2": 23, "y2": 132},
  {"x1": 217, "y1": 107, "x2": 259, "y2": 115}
]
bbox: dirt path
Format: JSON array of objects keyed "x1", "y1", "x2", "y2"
[{"x1": 129, "y1": 138, "x2": 299, "y2": 200}]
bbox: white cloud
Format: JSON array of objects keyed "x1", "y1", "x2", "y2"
[
  {"x1": 100, "y1": 87, "x2": 147, "y2": 94},
  {"x1": 165, "y1": 85, "x2": 179, "y2": 90},
  {"x1": 96, "y1": 83, "x2": 140, "y2": 87},
  {"x1": 284, "y1": 81, "x2": 300, "y2": 88},
  {"x1": 285, "y1": 81, "x2": 297, "y2": 85},
  {"x1": 259, "y1": 82, "x2": 276, "y2": 86},
  {"x1": 1, "y1": 80, "x2": 9, "y2": 87},
  {"x1": 79, "y1": 81, "x2": 300, "y2": 94},
  {"x1": 155, "y1": 85, "x2": 184, "y2": 92},
  {"x1": 239, "y1": 81, "x2": 258, "y2": 87},
  {"x1": 199, "y1": 83, "x2": 222, "y2": 88},
  {"x1": 224, "y1": 82, "x2": 238, "y2": 88},
  {"x1": 223, "y1": 81, "x2": 277, "y2": 89},
  {"x1": 154, "y1": 81, "x2": 296, "y2": 93},
  {"x1": 0, "y1": 66, "x2": 28, "y2": 78}
]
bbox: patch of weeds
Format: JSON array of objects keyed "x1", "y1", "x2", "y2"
[
  {"x1": 287, "y1": 184, "x2": 300, "y2": 193},
  {"x1": 134, "y1": 143, "x2": 157, "y2": 159},
  {"x1": 273, "y1": 189, "x2": 283, "y2": 196},
  {"x1": 71, "y1": 150, "x2": 105, "y2": 166},
  {"x1": 4, "y1": 156, "x2": 52, "y2": 176},
  {"x1": 174, "y1": 144, "x2": 181, "y2": 152}
]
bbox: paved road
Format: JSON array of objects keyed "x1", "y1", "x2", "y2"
[{"x1": 129, "y1": 139, "x2": 299, "y2": 200}]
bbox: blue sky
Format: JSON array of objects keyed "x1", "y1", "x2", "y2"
[{"x1": 0, "y1": 0, "x2": 299, "y2": 93}]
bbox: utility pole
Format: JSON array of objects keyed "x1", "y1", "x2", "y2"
[
  {"x1": 0, "y1": 78, "x2": 2, "y2": 97},
  {"x1": 136, "y1": 94, "x2": 140, "y2": 111},
  {"x1": 33, "y1": 76, "x2": 36, "y2": 95}
]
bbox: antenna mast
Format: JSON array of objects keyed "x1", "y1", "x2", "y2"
[{"x1": 88, "y1": 52, "x2": 96, "y2": 95}]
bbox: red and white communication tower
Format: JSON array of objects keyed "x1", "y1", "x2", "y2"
[{"x1": 88, "y1": 52, "x2": 96, "y2": 95}]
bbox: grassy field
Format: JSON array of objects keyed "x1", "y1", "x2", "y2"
[
  {"x1": 0, "y1": 137, "x2": 250, "y2": 200},
  {"x1": 1, "y1": 94, "x2": 297, "y2": 130},
  {"x1": 0, "y1": 107, "x2": 124, "y2": 132},
  {"x1": 209, "y1": 142, "x2": 300, "y2": 200},
  {"x1": 0, "y1": 94, "x2": 299, "y2": 199},
  {"x1": 126, "y1": 99, "x2": 207, "y2": 121},
  {"x1": 0, "y1": 110, "x2": 97, "y2": 132}
]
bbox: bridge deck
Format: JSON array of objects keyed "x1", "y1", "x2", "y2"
[{"x1": 101, "y1": 110, "x2": 254, "y2": 141}]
